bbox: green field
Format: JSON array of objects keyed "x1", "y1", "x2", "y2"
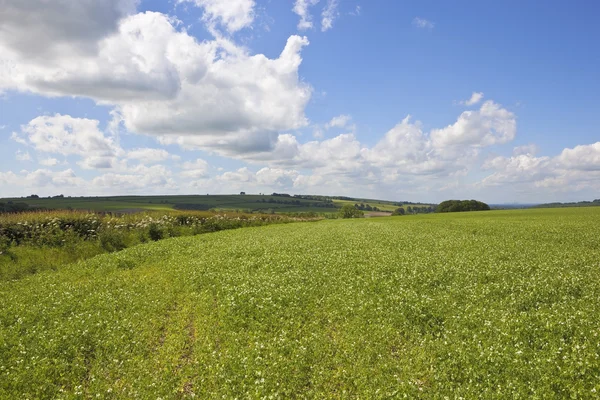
[
  {"x1": 1, "y1": 208, "x2": 599, "y2": 398},
  {"x1": 1, "y1": 194, "x2": 434, "y2": 215},
  {"x1": 332, "y1": 199, "x2": 433, "y2": 213}
]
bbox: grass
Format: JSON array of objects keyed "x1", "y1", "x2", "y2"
[
  {"x1": 332, "y1": 199, "x2": 434, "y2": 212},
  {"x1": 0, "y1": 210, "x2": 314, "y2": 281},
  {"x1": 2, "y1": 194, "x2": 436, "y2": 215},
  {"x1": 0, "y1": 195, "x2": 336, "y2": 214},
  {"x1": 1, "y1": 207, "x2": 599, "y2": 398}
]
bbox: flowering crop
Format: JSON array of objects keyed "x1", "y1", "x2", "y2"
[
  {"x1": 0, "y1": 210, "x2": 316, "y2": 280},
  {"x1": 0, "y1": 207, "x2": 599, "y2": 398}
]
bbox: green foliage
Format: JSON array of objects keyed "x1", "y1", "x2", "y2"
[
  {"x1": 0, "y1": 210, "x2": 318, "y2": 281},
  {"x1": 0, "y1": 208, "x2": 599, "y2": 397},
  {"x1": 436, "y1": 199, "x2": 491, "y2": 213},
  {"x1": 148, "y1": 222, "x2": 164, "y2": 241},
  {"x1": 391, "y1": 207, "x2": 406, "y2": 216},
  {"x1": 339, "y1": 204, "x2": 364, "y2": 218},
  {"x1": 98, "y1": 229, "x2": 128, "y2": 253}
]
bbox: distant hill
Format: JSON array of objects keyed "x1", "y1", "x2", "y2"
[
  {"x1": 0, "y1": 194, "x2": 436, "y2": 215},
  {"x1": 534, "y1": 199, "x2": 600, "y2": 209}
]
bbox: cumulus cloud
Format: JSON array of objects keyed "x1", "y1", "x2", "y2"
[
  {"x1": 127, "y1": 148, "x2": 177, "y2": 164},
  {"x1": 325, "y1": 114, "x2": 352, "y2": 129},
  {"x1": 15, "y1": 150, "x2": 31, "y2": 162},
  {"x1": 430, "y1": 101, "x2": 516, "y2": 148},
  {"x1": 0, "y1": 0, "x2": 138, "y2": 59},
  {"x1": 480, "y1": 142, "x2": 600, "y2": 197},
  {"x1": 513, "y1": 144, "x2": 539, "y2": 156},
  {"x1": 178, "y1": 0, "x2": 255, "y2": 33},
  {"x1": 180, "y1": 158, "x2": 210, "y2": 179},
  {"x1": 1, "y1": 7, "x2": 312, "y2": 156},
  {"x1": 461, "y1": 92, "x2": 484, "y2": 106},
  {"x1": 92, "y1": 164, "x2": 176, "y2": 190},
  {"x1": 0, "y1": 168, "x2": 85, "y2": 192},
  {"x1": 481, "y1": 154, "x2": 553, "y2": 187},
  {"x1": 39, "y1": 158, "x2": 60, "y2": 167},
  {"x1": 557, "y1": 142, "x2": 600, "y2": 171},
  {"x1": 12, "y1": 114, "x2": 120, "y2": 170},
  {"x1": 13, "y1": 114, "x2": 115, "y2": 155},
  {"x1": 413, "y1": 17, "x2": 434, "y2": 29}
]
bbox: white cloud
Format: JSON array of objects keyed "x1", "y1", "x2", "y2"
[
  {"x1": 0, "y1": 0, "x2": 138, "y2": 59},
  {"x1": 557, "y1": 142, "x2": 600, "y2": 171},
  {"x1": 178, "y1": 0, "x2": 255, "y2": 33},
  {"x1": 216, "y1": 167, "x2": 256, "y2": 183},
  {"x1": 256, "y1": 167, "x2": 299, "y2": 187},
  {"x1": 127, "y1": 148, "x2": 177, "y2": 164},
  {"x1": 325, "y1": 114, "x2": 352, "y2": 129},
  {"x1": 430, "y1": 101, "x2": 516, "y2": 148},
  {"x1": 0, "y1": 168, "x2": 85, "y2": 192},
  {"x1": 461, "y1": 92, "x2": 484, "y2": 106},
  {"x1": 1, "y1": 9, "x2": 312, "y2": 156},
  {"x1": 480, "y1": 142, "x2": 600, "y2": 198},
  {"x1": 39, "y1": 158, "x2": 60, "y2": 167},
  {"x1": 321, "y1": 0, "x2": 339, "y2": 32},
  {"x1": 92, "y1": 164, "x2": 176, "y2": 190},
  {"x1": 413, "y1": 17, "x2": 434, "y2": 29},
  {"x1": 481, "y1": 154, "x2": 553, "y2": 187},
  {"x1": 513, "y1": 144, "x2": 538, "y2": 156},
  {"x1": 180, "y1": 158, "x2": 210, "y2": 179},
  {"x1": 13, "y1": 114, "x2": 120, "y2": 170},
  {"x1": 293, "y1": 0, "x2": 320, "y2": 30},
  {"x1": 15, "y1": 150, "x2": 31, "y2": 161}
]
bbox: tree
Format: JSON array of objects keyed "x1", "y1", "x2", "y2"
[
  {"x1": 392, "y1": 207, "x2": 405, "y2": 216},
  {"x1": 436, "y1": 200, "x2": 490, "y2": 213},
  {"x1": 339, "y1": 204, "x2": 364, "y2": 218}
]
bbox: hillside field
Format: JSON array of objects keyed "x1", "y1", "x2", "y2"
[
  {"x1": 0, "y1": 194, "x2": 432, "y2": 215},
  {"x1": 1, "y1": 208, "x2": 599, "y2": 398}
]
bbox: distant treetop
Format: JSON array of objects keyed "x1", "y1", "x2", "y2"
[{"x1": 436, "y1": 200, "x2": 490, "y2": 213}]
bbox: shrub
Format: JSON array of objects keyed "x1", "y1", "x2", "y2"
[
  {"x1": 339, "y1": 204, "x2": 364, "y2": 219},
  {"x1": 99, "y1": 230, "x2": 128, "y2": 253},
  {"x1": 148, "y1": 223, "x2": 164, "y2": 241},
  {"x1": 436, "y1": 200, "x2": 490, "y2": 213}
]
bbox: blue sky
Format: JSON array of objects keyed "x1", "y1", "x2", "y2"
[{"x1": 1, "y1": 0, "x2": 599, "y2": 203}]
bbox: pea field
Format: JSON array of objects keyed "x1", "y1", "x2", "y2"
[{"x1": 1, "y1": 207, "x2": 599, "y2": 398}]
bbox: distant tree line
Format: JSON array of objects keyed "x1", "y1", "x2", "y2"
[
  {"x1": 293, "y1": 195, "x2": 334, "y2": 203},
  {"x1": 436, "y1": 200, "x2": 490, "y2": 213},
  {"x1": 534, "y1": 199, "x2": 600, "y2": 209},
  {"x1": 24, "y1": 194, "x2": 64, "y2": 199},
  {"x1": 259, "y1": 198, "x2": 336, "y2": 208},
  {"x1": 354, "y1": 203, "x2": 381, "y2": 212},
  {"x1": 391, "y1": 206, "x2": 436, "y2": 215}
]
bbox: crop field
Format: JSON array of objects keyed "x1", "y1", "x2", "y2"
[
  {"x1": 1, "y1": 194, "x2": 435, "y2": 215},
  {"x1": 332, "y1": 199, "x2": 432, "y2": 213},
  {"x1": 0, "y1": 210, "x2": 312, "y2": 281},
  {"x1": 1, "y1": 207, "x2": 599, "y2": 398},
  {"x1": 0, "y1": 195, "x2": 337, "y2": 214}
]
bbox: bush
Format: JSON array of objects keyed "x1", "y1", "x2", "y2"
[
  {"x1": 391, "y1": 207, "x2": 405, "y2": 216},
  {"x1": 99, "y1": 230, "x2": 127, "y2": 253},
  {"x1": 436, "y1": 200, "x2": 490, "y2": 213},
  {"x1": 148, "y1": 223, "x2": 164, "y2": 241},
  {"x1": 339, "y1": 204, "x2": 364, "y2": 219}
]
